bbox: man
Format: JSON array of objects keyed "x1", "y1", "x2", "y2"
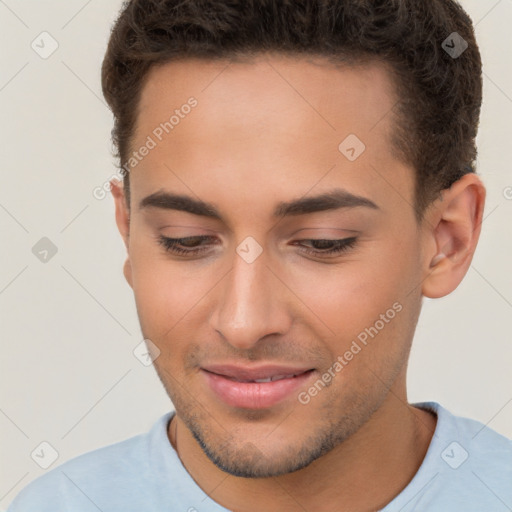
[{"x1": 8, "y1": 0, "x2": 511, "y2": 510}]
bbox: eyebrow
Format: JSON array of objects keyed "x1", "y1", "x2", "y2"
[{"x1": 138, "y1": 188, "x2": 379, "y2": 220}]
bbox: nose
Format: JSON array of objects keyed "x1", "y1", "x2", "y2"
[{"x1": 209, "y1": 245, "x2": 292, "y2": 350}]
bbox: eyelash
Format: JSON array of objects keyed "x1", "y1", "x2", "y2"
[{"x1": 157, "y1": 235, "x2": 358, "y2": 258}]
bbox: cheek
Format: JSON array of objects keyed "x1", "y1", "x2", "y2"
[
  {"x1": 128, "y1": 242, "x2": 211, "y2": 340},
  {"x1": 283, "y1": 258, "x2": 401, "y2": 332},
  {"x1": 282, "y1": 241, "x2": 419, "y2": 361}
]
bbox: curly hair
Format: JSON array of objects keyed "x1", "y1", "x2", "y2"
[{"x1": 101, "y1": 0, "x2": 482, "y2": 222}]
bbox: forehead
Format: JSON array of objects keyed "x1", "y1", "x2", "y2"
[
  {"x1": 137, "y1": 54, "x2": 398, "y2": 142},
  {"x1": 130, "y1": 54, "x2": 414, "y2": 222}
]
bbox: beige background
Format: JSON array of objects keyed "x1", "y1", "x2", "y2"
[{"x1": 1, "y1": 0, "x2": 511, "y2": 509}]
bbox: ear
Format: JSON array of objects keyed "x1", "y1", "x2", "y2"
[
  {"x1": 110, "y1": 179, "x2": 133, "y2": 289},
  {"x1": 421, "y1": 173, "x2": 486, "y2": 299}
]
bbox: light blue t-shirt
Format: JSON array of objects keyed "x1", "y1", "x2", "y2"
[{"x1": 7, "y1": 402, "x2": 512, "y2": 511}]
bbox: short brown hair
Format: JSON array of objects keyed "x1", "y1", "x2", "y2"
[{"x1": 101, "y1": 0, "x2": 482, "y2": 222}]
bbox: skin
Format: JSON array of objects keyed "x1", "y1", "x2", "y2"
[{"x1": 111, "y1": 54, "x2": 485, "y2": 511}]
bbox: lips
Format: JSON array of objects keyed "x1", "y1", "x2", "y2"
[
  {"x1": 203, "y1": 364, "x2": 312, "y2": 381},
  {"x1": 201, "y1": 364, "x2": 315, "y2": 409},
  {"x1": 225, "y1": 373, "x2": 303, "y2": 383}
]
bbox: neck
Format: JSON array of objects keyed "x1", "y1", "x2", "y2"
[{"x1": 168, "y1": 388, "x2": 437, "y2": 512}]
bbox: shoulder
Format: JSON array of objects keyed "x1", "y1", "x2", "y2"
[
  {"x1": 7, "y1": 413, "x2": 174, "y2": 512},
  {"x1": 383, "y1": 402, "x2": 512, "y2": 512},
  {"x1": 415, "y1": 402, "x2": 512, "y2": 509},
  {"x1": 429, "y1": 401, "x2": 512, "y2": 464}
]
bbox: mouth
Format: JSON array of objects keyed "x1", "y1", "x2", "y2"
[
  {"x1": 217, "y1": 372, "x2": 308, "y2": 383},
  {"x1": 201, "y1": 364, "x2": 316, "y2": 409}
]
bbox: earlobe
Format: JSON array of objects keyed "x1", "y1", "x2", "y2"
[
  {"x1": 422, "y1": 174, "x2": 486, "y2": 299},
  {"x1": 123, "y1": 257, "x2": 133, "y2": 289}
]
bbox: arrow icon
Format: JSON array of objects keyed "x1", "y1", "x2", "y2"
[
  {"x1": 31, "y1": 441, "x2": 59, "y2": 469},
  {"x1": 442, "y1": 32, "x2": 468, "y2": 59},
  {"x1": 339, "y1": 134, "x2": 366, "y2": 161},
  {"x1": 32, "y1": 237, "x2": 58, "y2": 262},
  {"x1": 31, "y1": 31, "x2": 59, "y2": 59},
  {"x1": 441, "y1": 441, "x2": 468, "y2": 469},
  {"x1": 236, "y1": 236, "x2": 263, "y2": 263},
  {"x1": 134, "y1": 339, "x2": 161, "y2": 366}
]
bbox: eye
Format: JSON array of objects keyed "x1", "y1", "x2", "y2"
[
  {"x1": 157, "y1": 235, "x2": 358, "y2": 259},
  {"x1": 157, "y1": 235, "x2": 216, "y2": 256},
  {"x1": 293, "y1": 237, "x2": 358, "y2": 258}
]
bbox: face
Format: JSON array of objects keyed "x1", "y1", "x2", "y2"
[{"x1": 114, "y1": 54, "x2": 430, "y2": 477}]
